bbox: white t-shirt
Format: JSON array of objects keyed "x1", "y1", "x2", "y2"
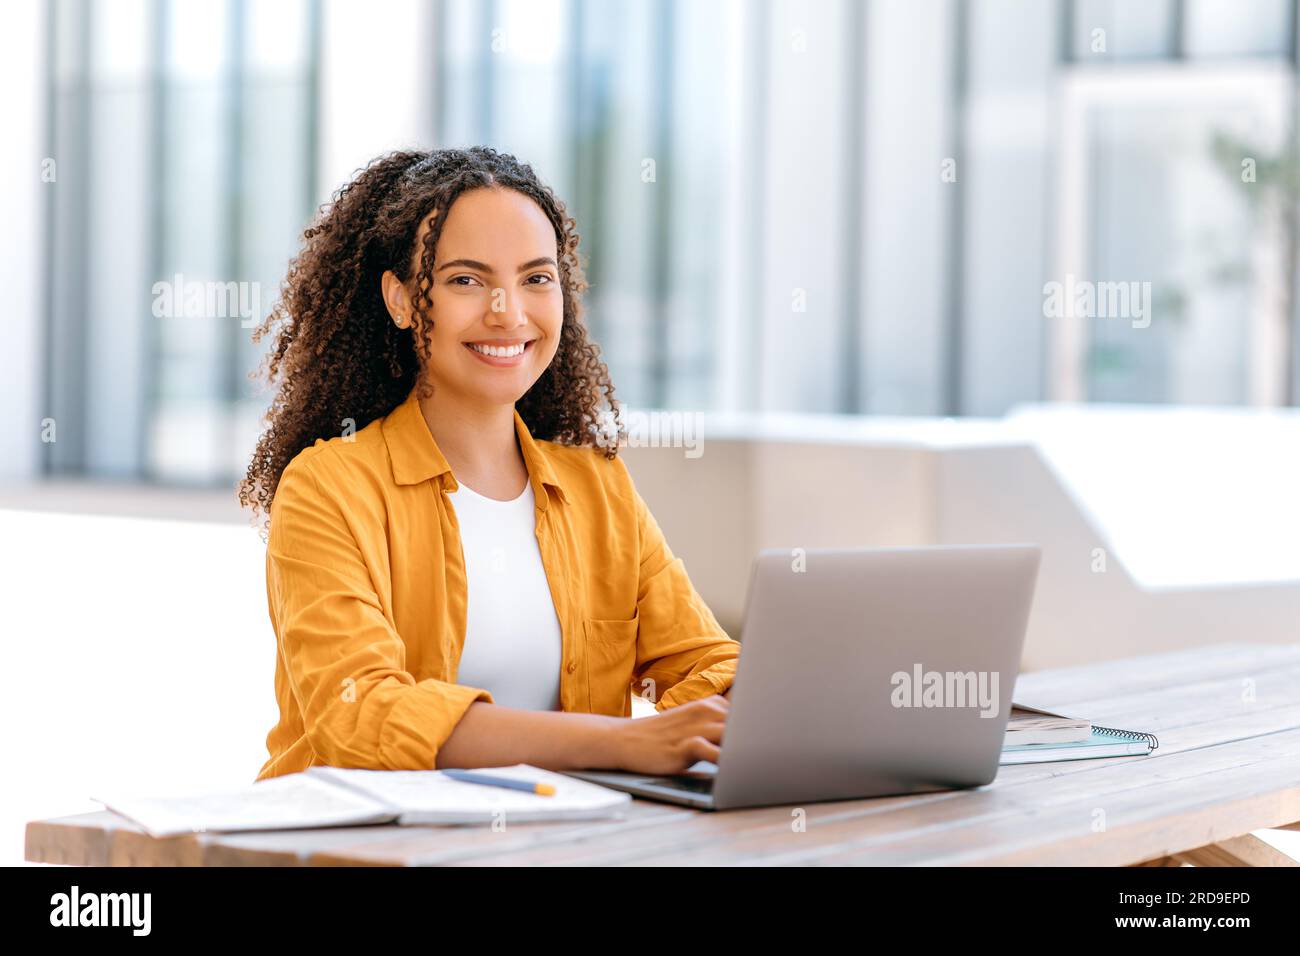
[{"x1": 446, "y1": 477, "x2": 563, "y2": 711}]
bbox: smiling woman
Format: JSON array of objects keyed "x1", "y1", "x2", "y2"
[
  {"x1": 377, "y1": 186, "x2": 572, "y2": 451},
  {"x1": 239, "y1": 146, "x2": 738, "y2": 781}
]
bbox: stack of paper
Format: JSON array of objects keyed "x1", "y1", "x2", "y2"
[{"x1": 1003, "y1": 703, "x2": 1092, "y2": 746}]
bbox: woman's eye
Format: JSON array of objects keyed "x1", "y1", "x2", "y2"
[
  {"x1": 449, "y1": 275, "x2": 478, "y2": 286},
  {"x1": 527, "y1": 273, "x2": 554, "y2": 285}
]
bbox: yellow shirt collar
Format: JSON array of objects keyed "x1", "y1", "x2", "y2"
[{"x1": 380, "y1": 386, "x2": 570, "y2": 509}]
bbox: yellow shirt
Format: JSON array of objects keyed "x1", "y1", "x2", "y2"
[{"x1": 256, "y1": 386, "x2": 739, "y2": 780}]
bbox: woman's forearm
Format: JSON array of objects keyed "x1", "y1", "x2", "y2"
[{"x1": 434, "y1": 702, "x2": 625, "y2": 771}]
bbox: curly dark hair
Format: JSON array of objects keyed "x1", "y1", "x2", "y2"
[{"x1": 237, "y1": 146, "x2": 624, "y2": 527}]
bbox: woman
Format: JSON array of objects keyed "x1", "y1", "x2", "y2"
[{"x1": 239, "y1": 146, "x2": 737, "y2": 781}]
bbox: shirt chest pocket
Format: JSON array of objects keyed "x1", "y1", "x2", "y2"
[{"x1": 583, "y1": 612, "x2": 639, "y2": 717}]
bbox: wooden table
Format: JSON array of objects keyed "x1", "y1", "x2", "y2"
[{"x1": 26, "y1": 643, "x2": 1300, "y2": 866}]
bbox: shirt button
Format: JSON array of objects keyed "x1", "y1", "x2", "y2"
[{"x1": 566, "y1": 661, "x2": 576, "y2": 673}]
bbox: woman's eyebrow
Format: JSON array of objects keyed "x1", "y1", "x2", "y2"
[{"x1": 436, "y1": 256, "x2": 558, "y2": 273}]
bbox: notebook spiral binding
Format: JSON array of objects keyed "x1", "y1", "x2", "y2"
[{"x1": 1093, "y1": 725, "x2": 1159, "y2": 752}]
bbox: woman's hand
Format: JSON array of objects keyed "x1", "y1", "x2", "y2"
[{"x1": 607, "y1": 695, "x2": 729, "y2": 775}]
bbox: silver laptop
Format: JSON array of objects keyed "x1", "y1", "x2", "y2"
[{"x1": 563, "y1": 544, "x2": 1041, "y2": 810}]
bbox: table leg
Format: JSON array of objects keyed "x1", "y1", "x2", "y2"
[{"x1": 1173, "y1": 834, "x2": 1298, "y2": 867}]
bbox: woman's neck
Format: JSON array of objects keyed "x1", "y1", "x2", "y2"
[{"x1": 417, "y1": 393, "x2": 528, "y2": 499}]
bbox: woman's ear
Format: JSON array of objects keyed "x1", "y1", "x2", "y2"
[{"x1": 381, "y1": 269, "x2": 414, "y2": 329}]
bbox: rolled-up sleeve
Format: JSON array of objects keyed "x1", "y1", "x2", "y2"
[
  {"x1": 267, "y1": 458, "x2": 493, "y2": 769},
  {"x1": 621, "y1": 465, "x2": 740, "y2": 711}
]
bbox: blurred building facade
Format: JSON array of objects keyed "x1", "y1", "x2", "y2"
[{"x1": 11, "y1": 0, "x2": 1300, "y2": 485}]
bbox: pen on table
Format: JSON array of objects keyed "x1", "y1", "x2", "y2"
[{"x1": 441, "y1": 769, "x2": 556, "y2": 796}]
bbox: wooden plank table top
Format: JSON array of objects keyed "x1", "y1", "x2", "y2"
[{"x1": 26, "y1": 643, "x2": 1300, "y2": 866}]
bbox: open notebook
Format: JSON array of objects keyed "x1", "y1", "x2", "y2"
[{"x1": 93, "y1": 764, "x2": 632, "y2": 839}]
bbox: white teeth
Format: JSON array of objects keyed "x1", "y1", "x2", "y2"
[{"x1": 468, "y1": 341, "x2": 526, "y2": 357}]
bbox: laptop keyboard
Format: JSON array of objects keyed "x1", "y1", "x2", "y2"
[{"x1": 639, "y1": 774, "x2": 714, "y2": 793}]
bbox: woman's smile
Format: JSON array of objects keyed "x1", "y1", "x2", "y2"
[{"x1": 463, "y1": 337, "x2": 538, "y2": 367}]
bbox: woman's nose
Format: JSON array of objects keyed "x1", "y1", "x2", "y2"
[{"x1": 487, "y1": 288, "x2": 528, "y2": 326}]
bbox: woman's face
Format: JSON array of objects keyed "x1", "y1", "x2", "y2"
[{"x1": 387, "y1": 186, "x2": 564, "y2": 408}]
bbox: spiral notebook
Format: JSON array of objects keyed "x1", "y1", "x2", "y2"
[{"x1": 1000, "y1": 702, "x2": 1159, "y2": 765}]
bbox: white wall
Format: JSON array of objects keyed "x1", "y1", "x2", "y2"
[{"x1": 621, "y1": 405, "x2": 1300, "y2": 670}]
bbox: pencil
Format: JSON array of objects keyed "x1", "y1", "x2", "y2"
[{"x1": 441, "y1": 769, "x2": 556, "y2": 796}]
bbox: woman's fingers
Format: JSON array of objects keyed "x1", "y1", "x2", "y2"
[{"x1": 688, "y1": 736, "x2": 722, "y2": 765}]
